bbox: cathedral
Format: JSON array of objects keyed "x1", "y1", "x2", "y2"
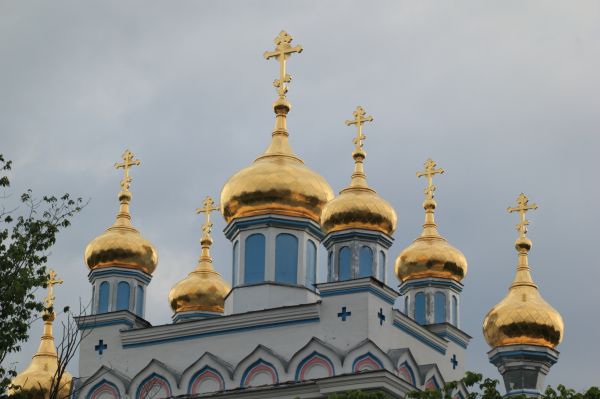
[{"x1": 10, "y1": 31, "x2": 564, "y2": 399}]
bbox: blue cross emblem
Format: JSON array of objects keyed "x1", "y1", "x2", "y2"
[
  {"x1": 450, "y1": 354, "x2": 458, "y2": 369},
  {"x1": 377, "y1": 308, "x2": 386, "y2": 325},
  {"x1": 337, "y1": 306, "x2": 352, "y2": 321},
  {"x1": 95, "y1": 340, "x2": 107, "y2": 355}
]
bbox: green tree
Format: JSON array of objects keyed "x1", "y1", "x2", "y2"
[{"x1": 0, "y1": 154, "x2": 85, "y2": 394}]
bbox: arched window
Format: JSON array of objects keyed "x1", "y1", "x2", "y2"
[
  {"x1": 306, "y1": 240, "x2": 317, "y2": 288},
  {"x1": 452, "y1": 295, "x2": 458, "y2": 326},
  {"x1": 135, "y1": 285, "x2": 144, "y2": 316},
  {"x1": 327, "y1": 251, "x2": 333, "y2": 282},
  {"x1": 244, "y1": 234, "x2": 265, "y2": 284},
  {"x1": 358, "y1": 246, "x2": 373, "y2": 278},
  {"x1": 98, "y1": 281, "x2": 109, "y2": 313},
  {"x1": 338, "y1": 247, "x2": 351, "y2": 280},
  {"x1": 116, "y1": 281, "x2": 130, "y2": 311},
  {"x1": 275, "y1": 233, "x2": 298, "y2": 284},
  {"x1": 415, "y1": 292, "x2": 426, "y2": 325},
  {"x1": 232, "y1": 241, "x2": 239, "y2": 286},
  {"x1": 434, "y1": 292, "x2": 446, "y2": 323},
  {"x1": 404, "y1": 296, "x2": 409, "y2": 315},
  {"x1": 378, "y1": 251, "x2": 386, "y2": 282}
]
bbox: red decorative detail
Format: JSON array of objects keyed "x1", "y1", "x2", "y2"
[
  {"x1": 139, "y1": 376, "x2": 170, "y2": 399},
  {"x1": 299, "y1": 355, "x2": 334, "y2": 380},
  {"x1": 243, "y1": 363, "x2": 277, "y2": 387},
  {"x1": 191, "y1": 369, "x2": 224, "y2": 393},
  {"x1": 90, "y1": 383, "x2": 119, "y2": 399},
  {"x1": 397, "y1": 365, "x2": 414, "y2": 384},
  {"x1": 353, "y1": 356, "x2": 382, "y2": 372},
  {"x1": 425, "y1": 377, "x2": 439, "y2": 391}
]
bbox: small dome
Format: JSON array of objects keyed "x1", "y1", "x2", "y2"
[
  {"x1": 85, "y1": 191, "x2": 158, "y2": 275},
  {"x1": 221, "y1": 99, "x2": 333, "y2": 224}
]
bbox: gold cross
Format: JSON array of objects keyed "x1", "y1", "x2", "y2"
[
  {"x1": 196, "y1": 196, "x2": 220, "y2": 236},
  {"x1": 114, "y1": 149, "x2": 141, "y2": 191},
  {"x1": 345, "y1": 106, "x2": 373, "y2": 151},
  {"x1": 44, "y1": 269, "x2": 63, "y2": 310},
  {"x1": 264, "y1": 31, "x2": 303, "y2": 96},
  {"x1": 507, "y1": 193, "x2": 538, "y2": 236},
  {"x1": 416, "y1": 159, "x2": 444, "y2": 200}
]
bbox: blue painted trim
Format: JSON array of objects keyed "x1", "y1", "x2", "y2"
[
  {"x1": 79, "y1": 319, "x2": 134, "y2": 330},
  {"x1": 294, "y1": 351, "x2": 335, "y2": 381},
  {"x1": 89, "y1": 268, "x2": 151, "y2": 285},
  {"x1": 399, "y1": 279, "x2": 463, "y2": 294},
  {"x1": 392, "y1": 320, "x2": 446, "y2": 354},
  {"x1": 436, "y1": 331, "x2": 469, "y2": 349},
  {"x1": 398, "y1": 361, "x2": 416, "y2": 385},
  {"x1": 352, "y1": 352, "x2": 384, "y2": 370},
  {"x1": 240, "y1": 359, "x2": 279, "y2": 387},
  {"x1": 173, "y1": 312, "x2": 222, "y2": 323},
  {"x1": 188, "y1": 366, "x2": 225, "y2": 393},
  {"x1": 320, "y1": 286, "x2": 395, "y2": 305},
  {"x1": 87, "y1": 379, "x2": 121, "y2": 399},
  {"x1": 489, "y1": 349, "x2": 558, "y2": 365},
  {"x1": 322, "y1": 230, "x2": 393, "y2": 248},
  {"x1": 135, "y1": 372, "x2": 172, "y2": 399},
  {"x1": 123, "y1": 317, "x2": 320, "y2": 348},
  {"x1": 225, "y1": 216, "x2": 324, "y2": 240}
]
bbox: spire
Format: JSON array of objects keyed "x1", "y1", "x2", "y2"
[
  {"x1": 112, "y1": 149, "x2": 141, "y2": 229},
  {"x1": 506, "y1": 193, "x2": 538, "y2": 289},
  {"x1": 342, "y1": 106, "x2": 374, "y2": 192},
  {"x1": 416, "y1": 158, "x2": 445, "y2": 237},
  {"x1": 195, "y1": 196, "x2": 220, "y2": 271},
  {"x1": 35, "y1": 269, "x2": 63, "y2": 360},
  {"x1": 259, "y1": 31, "x2": 303, "y2": 162}
]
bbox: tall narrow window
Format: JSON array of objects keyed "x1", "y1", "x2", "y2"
[
  {"x1": 275, "y1": 233, "x2": 298, "y2": 284},
  {"x1": 116, "y1": 281, "x2": 130, "y2": 311},
  {"x1": 404, "y1": 296, "x2": 409, "y2": 315},
  {"x1": 306, "y1": 240, "x2": 317, "y2": 288},
  {"x1": 378, "y1": 251, "x2": 386, "y2": 282},
  {"x1": 135, "y1": 285, "x2": 144, "y2": 316},
  {"x1": 415, "y1": 292, "x2": 426, "y2": 325},
  {"x1": 98, "y1": 281, "x2": 109, "y2": 313},
  {"x1": 245, "y1": 234, "x2": 265, "y2": 284},
  {"x1": 358, "y1": 246, "x2": 373, "y2": 278},
  {"x1": 232, "y1": 241, "x2": 239, "y2": 286},
  {"x1": 452, "y1": 295, "x2": 458, "y2": 326},
  {"x1": 434, "y1": 292, "x2": 446, "y2": 323},
  {"x1": 338, "y1": 247, "x2": 351, "y2": 280},
  {"x1": 327, "y1": 251, "x2": 333, "y2": 282}
]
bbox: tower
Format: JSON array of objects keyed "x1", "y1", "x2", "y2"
[
  {"x1": 84, "y1": 150, "x2": 157, "y2": 319},
  {"x1": 220, "y1": 31, "x2": 334, "y2": 314},
  {"x1": 395, "y1": 159, "x2": 467, "y2": 327},
  {"x1": 483, "y1": 194, "x2": 564, "y2": 397},
  {"x1": 321, "y1": 106, "x2": 397, "y2": 283}
]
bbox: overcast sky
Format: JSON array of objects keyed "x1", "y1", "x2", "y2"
[{"x1": 2, "y1": 0, "x2": 599, "y2": 390}]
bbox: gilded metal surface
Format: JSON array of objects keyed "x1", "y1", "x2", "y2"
[
  {"x1": 395, "y1": 159, "x2": 467, "y2": 282},
  {"x1": 85, "y1": 150, "x2": 158, "y2": 275},
  {"x1": 322, "y1": 106, "x2": 397, "y2": 236},
  {"x1": 483, "y1": 194, "x2": 564, "y2": 349},
  {"x1": 263, "y1": 30, "x2": 303, "y2": 97},
  {"x1": 9, "y1": 271, "x2": 72, "y2": 398},
  {"x1": 169, "y1": 196, "x2": 231, "y2": 314},
  {"x1": 221, "y1": 32, "x2": 334, "y2": 224}
]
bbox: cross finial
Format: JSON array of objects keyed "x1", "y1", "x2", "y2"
[
  {"x1": 416, "y1": 158, "x2": 444, "y2": 200},
  {"x1": 345, "y1": 106, "x2": 373, "y2": 151},
  {"x1": 264, "y1": 30, "x2": 303, "y2": 97},
  {"x1": 196, "y1": 196, "x2": 220, "y2": 237},
  {"x1": 507, "y1": 193, "x2": 538, "y2": 237},
  {"x1": 44, "y1": 269, "x2": 63, "y2": 310},
  {"x1": 114, "y1": 149, "x2": 141, "y2": 192}
]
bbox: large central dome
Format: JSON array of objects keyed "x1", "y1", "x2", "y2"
[{"x1": 221, "y1": 98, "x2": 333, "y2": 224}]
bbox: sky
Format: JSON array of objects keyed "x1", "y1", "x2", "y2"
[{"x1": 2, "y1": 0, "x2": 599, "y2": 391}]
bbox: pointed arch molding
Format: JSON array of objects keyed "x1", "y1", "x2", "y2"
[
  {"x1": 352, "y1": 352, "x2": 384, "y2": 372},
  {"x1": 135, "y1": 373, "x2": 172, "y2": 399},
  {"x1": 240, "y1": 359, "x2": 279, "y2": 387},
  {"x1": 188, "y1": 366, "x2": 225, "y2": 394},
  {"x1": 397, "y1": 361, "x2": 416, "y2": 385},
  {"x1": 425, "y1": 376, "x2": 440, "y2": 391},
  {"x1": 295, "y1": 351, "x2": 335, "y2": 381},
  {"x1": 87, "y1": 379, "x2": 120, "y2": 399}
]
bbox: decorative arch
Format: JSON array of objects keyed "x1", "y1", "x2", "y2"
[
  {"x1": 135, "y1": 373, "x2": 172, "y2": 399},
  {"x1": 87, "y1": 379, "x2": 120, "y2": 399},
  {"x1": 188, "y1": 366, "x2": 225, "y2": 394},
  {"x1": 397, "y1": 361, "x2": 416, "y2": 385},
  {"x1": 295, "y1": 351, "x2": 335, "y2": 381},
  {"x1": 338, "y1": 246, "x2": 351, "y2": 280},
  {"x1": 352, "y1": 353, "x2": 384, "y2": 373},
  {"x1": 425, "y1": 377, "x2": 440, "y2": 391},
  {"x1": 240, "y1": 359, "x2": 279, "y2": 387}
]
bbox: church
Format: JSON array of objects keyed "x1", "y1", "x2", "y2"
[{"x1": 10, "y1": 31, "x2": 564, "y2": 399}]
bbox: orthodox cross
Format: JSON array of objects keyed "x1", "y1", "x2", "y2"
[
  {"x1": 450, "y1": 354, "x2": 458, "y2": 369},
  {"x1": 345, "y1": 106, "x2": 373, "y2": 151},
  {"x1": 114, "y1": 149, "x2": 141, "y2": 191},
  {"x1": 94, "y1": 339, "x2": 107, "y2": 355},
  {"x1": 196, "y1": 196, "x2": 220, "y2": 236},
  {"x1": 44, "y1": 269, "x2": 63, "y2": 310},
  {"x1": 416, "y1": 158, "x2": 444, "y2": 201},
  {"x1": 337, "y1": 306, "x2": 352, "y2": 322},
  {"x1": 377, "y1": 308, "x2": 386, "y2": 326},
  {"x1": 507, "y1": 193, "x2": 538, "y2": 237},
  {"x1": 264, "y1": 31, "x2": 303, "y2": 96}
]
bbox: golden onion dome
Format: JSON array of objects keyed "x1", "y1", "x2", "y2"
[
  {"x1": 321, "y1": 106, "x2": 397, "y2": 236},
  {"x1": 483, "y1": 194, "x2": 564, "y2": 348},
  {"x1": 169, "y1": 197, "x2": 231, "y2": 314},
  {"x1": 221, "y1": 97, "x2": 333, "y2": 224},
  {"x1": 84, "y1": 151, "x2": 158, "y2": 275},
  {"x1": 395, "y1": 159, "x2": 467, "y2": 283}
]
